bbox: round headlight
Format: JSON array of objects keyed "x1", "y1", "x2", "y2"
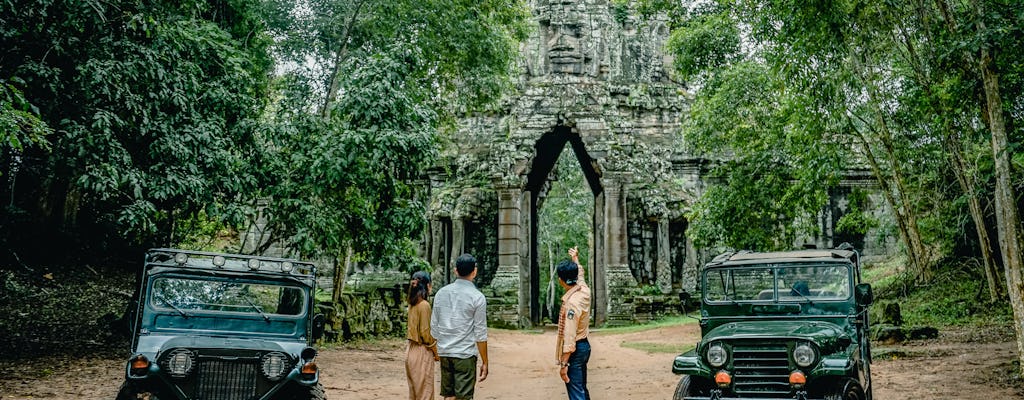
[
  {"x1": 281, "y1": 261, "x2": 294, "y2": 272},
  {"x1": 213, "y1": 255, "x2": 226, "y2": 267},
  {"x1": 793, "y1": 343, "x2": 816, "y2": 367},
  {"x1": 261, "y1": 352, "x2": 290, "y2": 381},
  {"x1": 174, "y1": 253, "x2": 189, "y2": 264},
  {"x1": 162, "y1": 349, "x2": 195, "y2": 378},
  {"x1": 248, "y1": 258, "x2": 261, "y2": 270},
  {"x1": 707, "y1": 343, "x2": 728, "y2": 367}
]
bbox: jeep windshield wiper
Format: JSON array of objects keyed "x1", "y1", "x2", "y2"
[
  {"x1": 155, "y1": 294, "x2": 191, "y2": 318},
  {"x1": 243, "y1": 296, "x2": 271, "y2": 322},
  {"x1": 789, "y1": 284, "x2": 815, "y2": 304}
]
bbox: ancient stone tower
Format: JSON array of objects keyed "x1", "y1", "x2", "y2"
[{"x1": 422, "y1": 0, "x2": 702, "y2": 327}]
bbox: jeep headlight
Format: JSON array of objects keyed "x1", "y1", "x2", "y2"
[
  {"x1": 706, "y1": 343, "x2": 728, "y2": 367},
  {"x1": 162, "y1": 349, "x2": 195, "y2": 378},
  {"x1": 261, "y1": 352, "x2": 290, "y2": 381},
  {"x1": 793, "y1": 343, "x2": 816, "y2": 367}
]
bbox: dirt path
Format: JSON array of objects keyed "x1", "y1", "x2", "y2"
[{"x1": 1, "y1": 323, "x2": 1021, "y2": 399}]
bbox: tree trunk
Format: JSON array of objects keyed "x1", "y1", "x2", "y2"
[
  {"x1": 849, "y1": 54, "x2": 930, "y2": 279},
  {"x1": 320, "y1": 0, "x2": 368, "y2": 118},
  {"x1": 332, "y1": 246, "x2": 354, "y2": 304},
  {"x1": 547, "y1": 244, "x2": 556, "y2": 322},
  {"x1": 979, "y1": 37, "x2": 1024, "y2": 381},
  {"x1": 947, "y1": 136, "x2": 1003, "y2": 301},
  {"x1": 938, "y1": 0, "x2": 1024, "y2": 375},
  {"x1": 890, "y1": 10, "x2": 1001, "y2": 298},
  {"x1": 849, "y1": 122, "x2": 917, "y2": 285}
]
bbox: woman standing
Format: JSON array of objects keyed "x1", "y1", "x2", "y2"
[{"x1": 406, "y1": 271, "x2": 438, "y2": 400}]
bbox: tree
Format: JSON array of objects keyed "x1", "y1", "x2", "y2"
[
  {"x1": 0, "y1": 0, "x2": 274, "y2": 262},
  {"x1": 666, "y1": 6, "x2": 845, "y2": 251},
  {"x1": 665, "y1": 0, "x2": 1024, "y2": 375},
  {"x1": 254, "y1": 0, "x2": 528, "y2": 270}
]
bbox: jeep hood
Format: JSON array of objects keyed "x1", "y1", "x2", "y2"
[
  {"x1": 135, "y1": 334, "x2": 308, "y2": 358},
  {"x1": 703, "y1": 320, "x2": 850, "y2": 348}
]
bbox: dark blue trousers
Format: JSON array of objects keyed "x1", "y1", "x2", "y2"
[{"x1": 565, "y1": 338, "x2": 591, "y2": 400}]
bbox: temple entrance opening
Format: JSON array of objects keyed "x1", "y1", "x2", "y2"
[{"x1": 530, "y1": 126, "x2": 597, "y2": 324}]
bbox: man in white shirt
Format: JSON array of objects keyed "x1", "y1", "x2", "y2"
[{"x1": 431, "y1": 254, "x2": 489, "y2": 400}]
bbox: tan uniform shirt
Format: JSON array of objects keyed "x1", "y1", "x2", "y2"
[
  {"x1": 555, "y1": 281, "x2": 591, "y2": 361},
  {"x1": 407, "y1": 300, "x2": 437, "y2": 348}
]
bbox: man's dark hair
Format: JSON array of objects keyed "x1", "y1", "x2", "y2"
[
  {"x1": 556, "y1": 260, "x2": 578, "y2": 285},
  {"x1": 455, "y1": 253, "x2": 477, "y2": 277}
]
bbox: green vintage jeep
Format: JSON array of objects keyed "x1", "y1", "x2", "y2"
[
  {"x1": 672, "y1": 246, "x2": 873, "y2": 400},
  {"x1": 118, "y1": 249, "x2": 327, "y2": 400}
]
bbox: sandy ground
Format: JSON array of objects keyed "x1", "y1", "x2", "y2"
[{"x1": 1, "y1": 322, "x2": 1021, "y2": 399}]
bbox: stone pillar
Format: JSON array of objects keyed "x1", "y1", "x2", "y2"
[
  {"x1": 489, "y1": 184, "x2": 527, "y2": 328},
  {"x1": 429, "y1": 219, "x2": 444, "y2": 270},
  {"x1": 602, "y1": 174, "x2": 637, "y2": 325},
  {"x1": 683, "y1": 232, "x2": 700, "y2": 294},
  {"x1": 656, "y1": 218, "x2": 672, "y2": 294},
  {"x1": 427, "y1": 219, "x2": 443, "y2": 285},
  {"x1": 447, "y1": 218, "x2": 465, "y2": 285}
]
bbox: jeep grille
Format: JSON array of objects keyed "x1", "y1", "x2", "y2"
[
  {"x1": 196, "y1": 358, "x2": 259, "y2": 400},
  {"x1": 732, "y1": 344, "x2": 791, "y2": 398}
]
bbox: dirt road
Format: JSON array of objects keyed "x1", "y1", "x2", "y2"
[{"x1": 1, "y1": 322, "x2": 1020, "y2": 399}]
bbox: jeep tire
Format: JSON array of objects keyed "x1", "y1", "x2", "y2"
[
  {"x1": 673, "y1": 375, "x2": 712, "y2": 400},
  {"x1": 824, "y1": 377, "x2": 865, "y2": 400},
  {"x1": 281, "y1": 382, "x2": 326, "y2": 400},
  {"x1": 116, "y1": 381, "x2": 161, "y2": 400}
]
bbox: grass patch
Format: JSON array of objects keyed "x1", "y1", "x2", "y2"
[
  {"x1": 592, "y1": 315, "x2": 698, "y2": 335},
  {"x1": 619, "y1": 341, "x2": 694, "y2": 354},
  {"x1": 866, "y1": 256, "x2": 1014, "y2": 328}
]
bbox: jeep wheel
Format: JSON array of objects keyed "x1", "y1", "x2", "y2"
[
  {"x1": 280, "y1": 382, "x2": 326, "y2": 400},
  {"x1": 824, "y1": 377, "x2": 865, "y2": 400},
  {"x1": 673, "y1": 375, "x2": 712, "y2": 400},
  {"x1": 116, "y1": 382, "x2": 160, "y2": 400}
]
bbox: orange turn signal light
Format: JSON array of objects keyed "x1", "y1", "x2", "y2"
[
  {"x1": 789, "y1": 370, "x2": 807, "y2": 386},
  {"x1": 714, "y1": 370, "x2": 732, "y2": 386},
  {"x1": 130, "y1": 355, "x2": 150, "y2": 370},
  {"x1": 301, "y1": 361, "x2": 318, "y2": 374}
]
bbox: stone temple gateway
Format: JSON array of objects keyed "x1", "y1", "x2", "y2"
[
  {"x1": 420, "y1": 0, "x2": 887, "y2": 328},
  {"x1": 423, "y1": 0, "x2": 699, "y2": 328}
]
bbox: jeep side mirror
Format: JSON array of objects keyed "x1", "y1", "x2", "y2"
[
  {"x1": 855, "y1": 283, "x2": 873, "y2": 306},
  {"x1": 312, "y1": 313, "x2": 326, "y2": 340}
]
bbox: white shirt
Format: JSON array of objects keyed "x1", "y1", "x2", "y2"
[{"x1": 430, "y1": 278, "x2": 488, "y2": 359}]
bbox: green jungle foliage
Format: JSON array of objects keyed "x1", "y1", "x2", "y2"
[
  {"x1": 659, "y1": 0, "x2": 1024, "y2": 266},
  {"x1": 1, "y1": 0, "x2": 275, "y2": 263},
  {"x1": 0, "y1": 0, "x2": 529, "y2": 269},
  {"x1": 232, "y1": 0, "x2": 528, "y2": 268}
]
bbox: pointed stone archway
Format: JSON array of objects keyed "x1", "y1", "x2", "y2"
[
  {"x1": 490, "y1": 122, "x2": 641, "y2": 328},
  {"x1": 523, "y1": 125, "x2": 603, "y2": 325}
]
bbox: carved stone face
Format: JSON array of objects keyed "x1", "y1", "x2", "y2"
[
  {"x1": 546, "y1": 19, "x2": 583, "y2": 74},
  {"x1": 542, "y1": 0, "x2": 586, "y2": 75}
]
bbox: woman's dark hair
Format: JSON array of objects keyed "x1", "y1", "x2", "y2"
[{"x1": 408, "y1": 271, "x2": 432, "y2": 306}]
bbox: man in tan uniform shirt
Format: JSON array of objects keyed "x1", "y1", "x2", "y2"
[{"x1": 555, "y1": 246, "x2": 591, "y2": 400}]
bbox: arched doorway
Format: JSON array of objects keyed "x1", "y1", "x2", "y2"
[{"x1": 524, "y1": 125, "x2": 603, "y2": 325}]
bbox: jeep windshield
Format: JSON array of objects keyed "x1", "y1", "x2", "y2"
[
  {"x1": 150, "y1": 276, "x2": 306, "y2": 316},
  {"x1": 704, "y1": 263, "x2": 851, "y2": 303}
]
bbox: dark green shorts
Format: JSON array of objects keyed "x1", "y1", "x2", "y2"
[{"x1": 439, "y1": 356, "x2": 477, "y2": 400}]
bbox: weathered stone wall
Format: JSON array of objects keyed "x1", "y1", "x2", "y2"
[{"x1": 319, "y1": 271, "x2": 407, "y2": 341}]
